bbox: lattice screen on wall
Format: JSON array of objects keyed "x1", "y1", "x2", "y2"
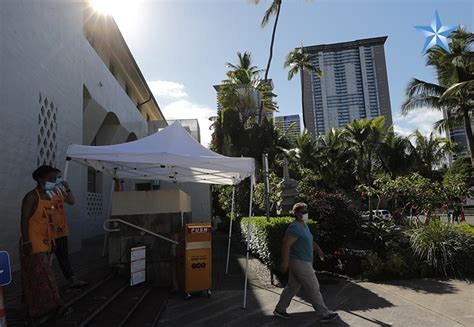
[
  {"x1": 38, "y1": 92, "x2": 58, "y2": 167},
  {"x1": 87, "y1": 192, "x2": 104, "y2": 218}
]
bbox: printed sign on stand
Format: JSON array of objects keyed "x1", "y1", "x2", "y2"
[
  {"x1": 0, "y1": 251, "x2": 11, "y2": 286},
  {"x1": 130, "y1": 246, "x2": 146, "y2": 286}
]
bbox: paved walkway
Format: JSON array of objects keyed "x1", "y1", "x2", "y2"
[{"x1": 159, "y1": 232, "x2": 474, "y2": 327}]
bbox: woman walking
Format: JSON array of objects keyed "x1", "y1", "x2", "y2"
[
  {"x1": 20, "y1": 165, "x2": 64, "y2": 322},
  {"x1": 274, "y1": 202, "x2": 338, "y2": 323}
]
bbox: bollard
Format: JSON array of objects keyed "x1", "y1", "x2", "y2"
[{"x1": 0, "y1": 286, "x2": 6, "y2": 327}]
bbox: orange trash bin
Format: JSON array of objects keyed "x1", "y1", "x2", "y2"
[{"x1": 180, "y1": 223, "x2": 212, "y2": 298}]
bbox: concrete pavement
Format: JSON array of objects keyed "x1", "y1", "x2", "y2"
[{"x1": 159, "y1": 232, "x2": 474, "y2": 327}]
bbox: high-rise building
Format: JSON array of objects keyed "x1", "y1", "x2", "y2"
[
  {"x1": 274, "y1": 115, "x2": 301, "y2": 142},
  {"x1": 443, "y1": 109, "x2": 473, "y2": 164},
  {"x1": 301, "y1": 37, "x2": 393, "y2": 136}
]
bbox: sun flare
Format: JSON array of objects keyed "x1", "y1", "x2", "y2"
[{"x1": 89, "y1": 0, "x2": 128, "y2": 17}]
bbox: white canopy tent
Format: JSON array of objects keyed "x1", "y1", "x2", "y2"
[{"x1": 64, "y1": 122, "x2": 255, "y2": 308}]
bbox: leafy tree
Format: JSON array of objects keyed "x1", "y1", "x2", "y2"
[
  {"x1": 402, "y1": 27, "x2": 474, "y2": 166},
  {"x1": 409, "y1": 130, "x2": 456, "y2": 179}
]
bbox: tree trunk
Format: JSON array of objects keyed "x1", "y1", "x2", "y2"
[
  {"x1": 300, "y1": 68, "x2": 306, "y2": 129},
  {"x1": 368, "y1": 151, "x2": 374, "y2": 222},
  {"x1": 258, "y1": 2, "x2": 281, "y2": 125},
  {"x1": 462, "y1": 108, "x2": 474, "y2": 167}
]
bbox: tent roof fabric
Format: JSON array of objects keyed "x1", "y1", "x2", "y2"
[{"x1": 66, "y1": 122, "x2": 255, "y2": 185}]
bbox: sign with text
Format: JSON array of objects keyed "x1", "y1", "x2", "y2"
[
  {"x1": 0, "y1": 251, "x2": 12, "y2": 286},
  {"x1": 188, "y1": 227, "x2": 209, "y2": 234},
  {"x1": 130, "y1": 246, "x2": 146, "y2": 286}
]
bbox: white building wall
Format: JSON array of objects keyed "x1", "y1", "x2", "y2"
[{"x1": 0, "y1": 0, "x2": 152, "y2": 268}]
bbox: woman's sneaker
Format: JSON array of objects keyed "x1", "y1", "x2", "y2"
[
  {"x1": 320, "y1": 312, "x2": 339, "y2": 323},
  {"x1": 273, "y1": 308, "x2": 291, "y2": 319}
]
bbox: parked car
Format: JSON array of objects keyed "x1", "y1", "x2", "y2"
[
  {"x1": 375, "y1": 210, "x2": 392, "y2": 220},
  {"x1": 360, "y1": 210, "x2": 392, "y2": 221}
]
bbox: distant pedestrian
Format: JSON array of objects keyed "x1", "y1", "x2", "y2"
[
  {"x1": 51, "y1": 168, "x2": 88, "y2": 288},
  {"x1": 447, "y1": 210, "x2": 453, "y2": 223},
  {"x1": 20, "y1": 166, "x2": 64, "y2": 321},
  {"x1": 453, "y1": 209, "x2": 460, "y2": 224},
  {"x1": 460, "y1": 210, "x2": 466, "y2": 223},
  {"x1": 274, "y1": 202, "x2": 338, "y2": 323}
]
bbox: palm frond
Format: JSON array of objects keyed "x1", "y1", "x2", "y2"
[
  {"x1": 441, "y1": 80, "x2": 474, "y2": 100},
  {"x1": 433, "y1": 115, "x2": 465, "y2": 133},
  {"x1": 261, "y1": 2, "x2": 279, "y2": 28}
]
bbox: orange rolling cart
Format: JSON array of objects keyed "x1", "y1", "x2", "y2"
[{"x1": 179, "y1": 223, "x2": 212, "y2": 299}]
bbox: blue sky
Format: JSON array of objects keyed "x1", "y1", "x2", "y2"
[{"x1": 110, "y1": 0, "x2": 473, "y2": 146}]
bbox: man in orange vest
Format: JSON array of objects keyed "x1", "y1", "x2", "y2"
[{"x1": 52, "y1": 168, "x2": 88, "y2": 288}]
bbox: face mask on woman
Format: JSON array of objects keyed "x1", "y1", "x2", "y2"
[
  {"x1": 43, "y1": 181, "x2": 56, "y2": 191},
  {"x1": 55, "y1": 177, "x2": 64, "y2": 185},
  {"x1": 302, "y1": 213, "x2": 309, "y2": 222}
]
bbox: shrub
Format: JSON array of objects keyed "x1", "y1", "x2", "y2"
[
  {"x1": 459, "y1": 223, "x2": 474, "y2": 236},
  {"x1": 297, "y1": 190, "x2": 361, "y2": 251},
  {"x1": 409, "y1": 220, "x2": 474, "y2": 277},
  {"x1": 357, "y1": 221, "x2": 407, "y2": 258},
  {"x1": 359, "y1": 251, "x2": 414, "y2": 281}
]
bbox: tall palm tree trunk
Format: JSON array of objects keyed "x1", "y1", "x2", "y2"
[
  {"x1": 300, "y1": 68, "x2": 306, "y2": 128},
  {"x1": 258, "y1": 2, "x2": 281, "y2": 125},
  {"x1": 462, "y1": 108, "x2": 474, "y2": 166}
]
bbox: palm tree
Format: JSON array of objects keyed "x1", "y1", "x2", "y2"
[
  {"x1": 253, "y1": 0, "x2": 282, "y2": 124},
  {"x1": 410, "y1": 130, "x2": 456, "y2": 179},
  {"x1": 343, "y1": 117, "x2": 385, "y2": 220},
  {"x1": 284, "y1": 47, "x2": 322, "y2": 129},
  {"x1": 226, "y1": 51, "x2": 261, "y2": 85},
  {"x1": 402, "y1": 27, "x2": 474, "y2": 166},
  {"x1": 315, "y1": 128, "x2": 357, "y2": 192},
  {"x1": 343, "y1": 117, "x2": 385, "y2": 185},
  {"x1": 378, "y1": 129, "x2": 414, "y2": 179}
]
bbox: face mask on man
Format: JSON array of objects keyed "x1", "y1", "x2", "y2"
[{"x1": 56, "y1": 177, "x2": 64, "y2": 185}]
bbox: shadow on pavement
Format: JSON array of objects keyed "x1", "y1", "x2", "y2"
[
  {"x1": 290, "y1": 278, "x2": 394, "y2": 312},
  {"x1": 379, "y1": 278, "x2": 460, "y2": 294},
  {"x1": 343, "y1": 310, "x2": 393, "y2": 326}
]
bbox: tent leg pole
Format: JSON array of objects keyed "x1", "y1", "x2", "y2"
[
  {"x1": 102, "y1": 179, "x2": 115, "y2": 257},
  {"x1": 102, "y1": 233, "x2": 108, "y2": 258},
  {"x1": 243, "y1": 180, "x2": 253, "y2": 309},
  {"x1": 225, "y1": 186, "x2": 236, "y2": 276},
  {"x1": 63, "y1": 159, "x2": 70, "y2": 180}
]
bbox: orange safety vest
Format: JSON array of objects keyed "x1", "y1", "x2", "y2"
[
  {"x1": 27, "y1": 189, "x2": 56, "y2": 254},
  {"x1": 52, "y1": 188, "x2": 69, "y2": 238}
]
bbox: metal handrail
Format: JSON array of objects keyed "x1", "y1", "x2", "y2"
[{"x1": 103, "y1": 219, "x2": 179, "y2": 245}]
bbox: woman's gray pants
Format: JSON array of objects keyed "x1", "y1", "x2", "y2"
[{"x1": 276, "y1": 258, "x2": 330, "y2": 315}]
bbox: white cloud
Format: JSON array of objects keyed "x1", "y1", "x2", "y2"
[
  {"x1": 148, "y1": 80, "x2": 188, "y2": 98},
  {"x1": 393, "y1": 124, "x2": 413, "y2": 138},
  {"x1": 161, "y1": 100, "x2": 216, "y2": 147},
  {"x1": 393, "y1": 109, "x2": 444, "y2": 137}
]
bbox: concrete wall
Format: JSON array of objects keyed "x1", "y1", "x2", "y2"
[
  {"x1": 160, "y1": 182, "x2": 212, "y2": 223},
  {"x1": 0, "y1": 0, "x2": 156, "y2": 269}
]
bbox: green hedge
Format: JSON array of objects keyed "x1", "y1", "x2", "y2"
[
  {"x1": 241, "y1": 218, "x2": 474, "y2": 280},
  {"x1": 240, "y1": 217, "x2": 319, "y2": 276}
]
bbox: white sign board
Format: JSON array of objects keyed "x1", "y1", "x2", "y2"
[{"x1": 130, "y1": 246, "x2": 146, "y2": 286}]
